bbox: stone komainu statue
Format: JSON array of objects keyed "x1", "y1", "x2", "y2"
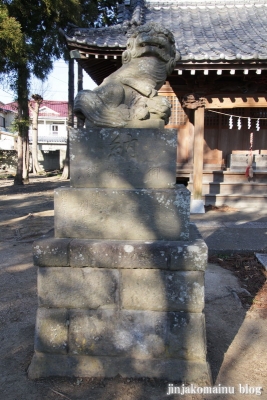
[{"x1": 74, "y1": 23, "x2": 177, "y2": 128}]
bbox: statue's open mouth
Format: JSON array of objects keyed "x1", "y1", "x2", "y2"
[
  {"x1": 138, "y1": 42, "x2": 170, "y2": 62},
  {"x1": 140, "y1": 41, "x2": 165, "y2": 49}
]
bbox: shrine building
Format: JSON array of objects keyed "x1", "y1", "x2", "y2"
[{"x1": 62, "y1": 0, "x2": 267, "y2": 208}]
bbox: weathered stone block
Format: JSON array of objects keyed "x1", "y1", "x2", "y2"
[
  {"x1": 69, "y1": 128, "x2": 177, "y2": 189},
  {"x1": 68, "y1": 309, "x2": 166, "y2": 359},
  {"x1": 69, "y1": 223, "x2": 207, "y2": 270},
  {"x1": 68, "y1": 309, "x2": 206, "y2": 360},
  {"x1": 32, "y1": 224, "x2": 207, "y2": 270},
  {"x1": 34, "y1": 308, "x2": 68, "y2": 354},
  {"x1": 28, "y1": 354, "x2": 211, "y2": 384},
  {"x1": 121, "y1": 270, "x2": 204, "y2": 312},
  {"x1": 70, "y1": 239, "x2": 172, "y2": 269},
  {"x1": 168, "y1": 312, "x2": 206, "y2": 360},
  {"x1": 54, "y1": 186, "x2": 190, "y2": 241},
  {"x1": 38, "y1": 267, "x2": 119, "y2": 308},
  {"x1": 33, "y1": 238, "x2": 70, "y2": 267},
  {"x1": 174, "y1": 224, "x2": 208, "y2": 270}
]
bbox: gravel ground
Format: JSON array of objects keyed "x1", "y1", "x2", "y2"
[{"x1": 0, "y1": 174, "x2": 266, "y2": 400}]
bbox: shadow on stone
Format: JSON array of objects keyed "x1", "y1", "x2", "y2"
[{"x1": 29, "y1": 131, "x2": 211, "y2": 383}]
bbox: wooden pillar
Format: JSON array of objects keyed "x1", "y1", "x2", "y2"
[
  {"x1": 77, "y1": 62, "x2": 84, "y2": 128},
  {"x1": 193, "y1": 106, "x2": 205, "y2": 199},
  {"x1": 182, "y1": 94, "x2": 206, "y2": 200}
]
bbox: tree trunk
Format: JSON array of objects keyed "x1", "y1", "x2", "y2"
[
  {"x1": 68, "y1": 58, "x2": 74, "y2": 128},
  {"x1": 14, "y1": 62, "x2": 30, "y2": 185},
  {"x1": 30, "y1": 95, "x2": 43, "y2": 174},
  {"x1": 61, "y1": 58, "x2": 74, "y2": 179},
  {"x1": 14, "y1": 135, "x2": 23, "y2": 185},
  {"x1": 32, "y1": 125, "x2": 39, "y2": 174}
]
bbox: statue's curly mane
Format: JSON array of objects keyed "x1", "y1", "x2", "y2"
[
  {"x1": 122, "y1": 23, "x2": 177, "y2": 75},
  {"x1": 126, "y1": 22, "x2": 176, "y2": 47}
]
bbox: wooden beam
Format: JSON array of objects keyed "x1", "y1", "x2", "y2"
[
  {"x1": 206, "y1": 96, "x2": 267, "y2": 108},
  {"x1": 193, "y1": 107, "x2": 205, "y2": 200}
]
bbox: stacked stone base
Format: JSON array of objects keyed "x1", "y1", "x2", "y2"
[
  {"x1": 29, "y1": 354, "x2": 210, "y2": 383},
  {"x1": 28, "y1": 224, "x2": 211, "y2": 384},
  {"x1": 29, "y1": 127, "x2": 211, "y2": 383}
]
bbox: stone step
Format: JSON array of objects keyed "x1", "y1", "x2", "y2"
[
  {"x1": 188, "y1": 182, "x2": 267, "y2": 195},
  {"x1": 177, "y1": 170, "x2": 267, "y2": 184},
  {"x1": 202, "y1": 171, "x2": 267, "y2": 184},
  {"x1": 178, "y1": 169, "x2": 267, "y2": 209},
  {"x1": 203, "y1": 193, "x2": 267, "y2": 208}
]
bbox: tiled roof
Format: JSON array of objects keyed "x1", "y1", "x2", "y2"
[
  {"x1": 65, "y1": 0, "x2": 267, "y2": 62},
  {"x1": 37, "y1": 101, "x2": 68, "y2": 118},
  {"x1": 65, "y1": 25, "x2": 128, "y2": 49},
  {"x1": 29, "y1": 136, "x2": 67, "y2": 144},
  {"x1": 0, "y1": 103, "x2": 17, "y2": 113},
  {"x1": 2, "y1": 101, "x2": 68, "y2": 118}
]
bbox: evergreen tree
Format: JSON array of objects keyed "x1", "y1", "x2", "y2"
[{"x1": 0, "y1": 0, "x2": 120, "y2": 184}]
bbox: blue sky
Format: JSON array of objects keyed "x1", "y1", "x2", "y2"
[{"x1": 0, "y1": 59, "x2": 97, "y2": 104}]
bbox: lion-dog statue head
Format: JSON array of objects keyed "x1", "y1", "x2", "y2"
[{"x1": 74, "y1": 23, "x2": 178, "y2": 128}]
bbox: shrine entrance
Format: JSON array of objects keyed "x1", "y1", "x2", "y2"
[{"x1": 159, "y1": 85, "x2": 267, "y2": 209}]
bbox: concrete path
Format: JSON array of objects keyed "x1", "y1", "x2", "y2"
[
  {"x1": 205, "y1": 264, "x2": 267, "y2": 400},
  {"x1": 191, "y1": 209, "x2": 267, "y2": 255}
]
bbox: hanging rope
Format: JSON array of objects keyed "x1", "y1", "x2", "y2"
[
  {"x1": 207, "y1": 109, "x2": 267, "y2": 131},
  {"x1": 207, "y1": 109, "x2": 267, "y2": 120}
]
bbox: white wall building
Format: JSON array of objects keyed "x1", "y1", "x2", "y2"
[
  {"x1": 28, "y1": 101, "x2": 68, "y2": 170},
  {"x1": 0, "y1": 100, "x2": 68, "y2": 170},
  {"x1": 0, "y1": 104, "x2": 17, "y2": 150}
]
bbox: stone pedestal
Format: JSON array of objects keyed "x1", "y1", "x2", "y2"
[
  {"x1": 28, "y1": 128, "x2": 211, "y2": 384},
  {"x1": 228, "y1": 153, "x2": 267, "y2": 171}
]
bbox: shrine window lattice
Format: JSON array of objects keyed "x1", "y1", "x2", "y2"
[{"x1": 166, "y1": 96, "x2": 187, "y2": 126}]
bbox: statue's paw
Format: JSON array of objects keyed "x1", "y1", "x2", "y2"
[
  {"x1": 146, "y1": 96, "x2": 171, "y2": 120},
  {"x1": 149, "y1": 89, "x2": 158, "y2": 98},
  {"x1": 134, "y1": 105, "x2": 149, "y2": 120}
]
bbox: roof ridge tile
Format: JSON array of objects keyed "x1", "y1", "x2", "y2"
[{"x1": 64, "y1": 1, "x2": 267, "y2": 64}]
